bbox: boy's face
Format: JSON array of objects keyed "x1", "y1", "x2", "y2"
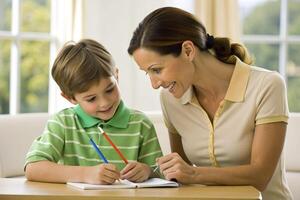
[{"x1": 69, "y1": 76, "x2": 121, "y2": 121}]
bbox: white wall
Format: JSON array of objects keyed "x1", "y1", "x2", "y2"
[{"x1": 79, "y1": 0, "x2": 194, "y2": 112}]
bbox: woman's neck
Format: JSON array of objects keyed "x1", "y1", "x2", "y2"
[{"x1": 192, "y1": 51, "x2": 234, "y2": 100}]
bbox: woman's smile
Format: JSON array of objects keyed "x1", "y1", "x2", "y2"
[{"x1": 167, "y1": 81, "x2": 176, "y2": 93}]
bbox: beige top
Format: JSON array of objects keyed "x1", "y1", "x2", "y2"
[{"x1": 160, "y1": 59, "x2": 293, "y2": 200}]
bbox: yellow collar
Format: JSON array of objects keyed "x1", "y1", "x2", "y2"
[
  {"x1": 180, "y1": 58, "x2": 250, "y2": 104},
  {"x1": 224, "y1": 58, "x2": 250, "y2": 102}
]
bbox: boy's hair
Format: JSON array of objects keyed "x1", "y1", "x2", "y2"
[{"x1": 52, "y1": 39, "x2": 115, "y2": 99}]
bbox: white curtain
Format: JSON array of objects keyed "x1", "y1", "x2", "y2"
[
  {"x1": 54, "y1": 0, "x2": 83, "y2": 47},
  {"x1": 194, "y1": 0, "x2": 241, "y2": 42},
  {"x1": 48, "y1": 0, "x2": 83, "y2": 113}
]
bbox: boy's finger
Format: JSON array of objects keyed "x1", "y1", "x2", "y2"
[
  {"x1": 127, "y1": 171, "x2": 144, "y2": 182},
  {"x1": 104, "y1": 164, "x2": 119, "y2": 172},
  {"x1": 120, "y1": 162, "x2": 136, "y2": 175},
  {"x1": 104, "y1": 168, "x2": 120, "y2": 179},
  {"x1": 121, "y1": 167, "x2": 142, "y2": 180},
  {"x1": 102, "y1": 174, "x2": 118, "y2": 184}
]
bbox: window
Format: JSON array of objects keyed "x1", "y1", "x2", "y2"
[
  {"x1": 0, "y1": 0, "x2": 52, "y2": 114},
  {"x1": 239, "y1": 0, "x2": 300, "y2": 112}
]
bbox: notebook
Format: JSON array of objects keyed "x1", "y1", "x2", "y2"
[{"x1": 67, "y1": 178, "x2": 179, "y2": 189}]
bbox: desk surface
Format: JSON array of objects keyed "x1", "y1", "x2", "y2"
[{"x1": 0, "y1": 178, "x2": 261, "y2": 200}]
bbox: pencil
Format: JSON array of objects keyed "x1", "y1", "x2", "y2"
[
  {"x1": 89, "y1": 137, "x2": 108, "y2": 163},
  {"x1": 98, "y1": 126, "x2": 129, "y2": 165},
  {"x1": 153, "y1": 165, "x2": 159, "y2": 174}
]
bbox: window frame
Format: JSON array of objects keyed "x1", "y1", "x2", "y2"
[
  {"x1": 0, "y1": 0, "x2": 57, "y2": 114},
  {"x1": 240, "y1": 0, "x2": 300, "y2": 113}
]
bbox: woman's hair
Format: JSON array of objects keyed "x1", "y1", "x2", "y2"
[
  {"x1": 52, "y1": 39, "x2": 115, "y2": 99},
  {"x1": 128, "y1": 7, "x2": 252, "y2": 65}
]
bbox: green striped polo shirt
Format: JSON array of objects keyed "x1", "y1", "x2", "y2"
[{"x1": 25, "y1": 101, "x2": 163, "y2": 171}]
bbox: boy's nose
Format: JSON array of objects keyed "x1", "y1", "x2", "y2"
[{"x1": 97, "y1": 98, "x2": 111, "y2": 110}]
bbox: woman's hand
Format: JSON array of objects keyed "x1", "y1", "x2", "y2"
[
  {"x1": 120, "y1": 162, "x2": 152, "y2": 182},
  {"x1": 83, "y1": 164, "x2": 120, "y2": 184},
  {"x1": 157, "y1": 152, "x2": 197, "y2": 184}
]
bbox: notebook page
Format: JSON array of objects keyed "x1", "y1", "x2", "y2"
[
  {"x1": 67, "y1": 179, "x2": 136, "y2": 190},
  {"x1": 136, "y1": 178, "x2": 179, "y2": 188},
  {"x1": 67, "y1": 178, "x2": 179, "y2": 190}
]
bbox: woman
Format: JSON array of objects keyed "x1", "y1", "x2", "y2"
[{"x1": 127, "y1": 7, "x2": 293, "y2": 200}]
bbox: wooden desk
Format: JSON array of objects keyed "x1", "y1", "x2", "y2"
[{"x1": 0, "y1": 178, "x2": 261, "y2": 200}]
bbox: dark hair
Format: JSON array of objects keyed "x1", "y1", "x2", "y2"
[
  {"x1": 128, "y1": 7, "x2": 252, "y2": 65},
  {"x1": 52, "y1": 39, "x2": 115, "y2": 99}
]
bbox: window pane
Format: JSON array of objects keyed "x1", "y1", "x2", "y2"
[
  {"x1": 21, "y1": 0, "x2": 50, "y2": 32},
  {"x1": 239, "y1": 0, "x2": 280, "y2": 35},
  {"x1": 288, "y1": 0, "x2": 300, "y2": 35},
  {"x1": 287, "y1": 44, "x2": 300, "y2": 112},
  {"x1": 244, "y1": 43, "x2": 279, "y2": 71},
  {"x1": 0, "y1": 0, "x2": 12, "y2": 31},
  {"x1": 0, "y1": 40, "x2": 11, "y2": 114},
  {"x1": 20, "y1": 40, "x2": 49, "y2": 113}
]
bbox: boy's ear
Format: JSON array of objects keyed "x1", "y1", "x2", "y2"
[
  {"x1": 181, "y1": 40, "x2": 195, "y2": 61},
  {"x1": 114, "y1": 68, "x2": 119, "y2": 82},
  {"x1": 61, "y1": 92, "x2": 77, "y2": 105}
]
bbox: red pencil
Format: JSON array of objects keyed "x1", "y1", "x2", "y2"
[{"x1": 98, "y1": 127, "x2": 129, "y2": 165}]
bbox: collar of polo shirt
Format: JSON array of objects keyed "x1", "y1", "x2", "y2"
[
  {"x1": 73, "y1": 100, "x2": 130, "y2": 129},
  {"x1": 180, "y1": 57, "x2": 251, "y2": 105}
]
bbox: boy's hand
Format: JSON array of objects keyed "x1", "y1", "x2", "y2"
[
  {"x1": 84, "y1": 164, "x2": 120, "y2": 184},
  {"x1": 120, "y1": 162, "x2": 151, "y2": 182}
]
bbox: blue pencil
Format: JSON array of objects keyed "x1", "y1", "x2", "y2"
[{"x1": 89, "y1": 138, "x2": 108, "y2": 163}]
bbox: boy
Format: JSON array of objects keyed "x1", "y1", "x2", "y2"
[{"x1": 25, "y1": 39, "x2": 163, "y2": 184}]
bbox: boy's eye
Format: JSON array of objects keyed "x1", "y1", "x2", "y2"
[
  {"x1": 87, "y1": 97, "x2": 96, "y2": 102},
  {"x1": 106, "y1": 86, "x2": 115, "y2": 93}
]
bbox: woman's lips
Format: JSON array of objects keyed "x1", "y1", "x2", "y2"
[{"x1": 167, "y1": 81, "x2": 176, "y2": 93}]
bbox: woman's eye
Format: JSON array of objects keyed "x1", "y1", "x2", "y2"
[{"x1": 150, "y1": 68, "x2": 161, "y2": 74}]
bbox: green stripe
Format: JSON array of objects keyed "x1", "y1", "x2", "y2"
[{"x1": 25, "y1": 105, "x2": 163, "y2": 171}]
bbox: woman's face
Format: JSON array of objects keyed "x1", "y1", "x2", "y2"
[{"x1": 132, "y1": 47, "x2": 195, "y2": 99}]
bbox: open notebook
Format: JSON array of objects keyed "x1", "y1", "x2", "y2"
[{"x1": 67, "y1": 178, "x2": 179, "y2": 189}]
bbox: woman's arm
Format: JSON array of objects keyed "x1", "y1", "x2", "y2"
[
  {"x1": 25, "y1": 160, "x2": 120, "y2": 184},
  {"x1": 168, "y1": 131, "x2": 191, "y2": 165},
  {"x1": 158, "y1": 122, "x2": 286, "y2": 191}
]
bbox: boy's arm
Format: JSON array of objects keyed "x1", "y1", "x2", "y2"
[
  {"x1": 25, "y1": 112, "x2": 119, "y2": 184},
  {"x1": 25, "y1": 160, "x2": 120, "y2": 184},
  {"x1": 25, "y1": 160, "x2": 85, "y2": 183}
]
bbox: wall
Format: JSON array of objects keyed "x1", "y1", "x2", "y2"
[{"x1": 80, "y1": 0, "x2": 194, "y2": 112}]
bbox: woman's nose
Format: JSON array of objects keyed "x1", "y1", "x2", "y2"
[{"x1": 150, "y1": 76, "x2": 162, "y2": 89}]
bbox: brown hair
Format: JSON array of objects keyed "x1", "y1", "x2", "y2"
[
  {"x1": 52, "y1": 39, "x2": 115, "y2": 99},
  {"x1": 128, "y1": 7, "x2": 252, "y2": 65}
]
